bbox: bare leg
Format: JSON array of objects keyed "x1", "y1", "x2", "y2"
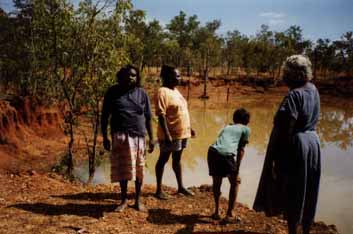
[
  {"x1": 226, "y1": 175, "x2": 240, "y2": 217},
  {"x1": 115, "y1": 180, "x2": 128, "y2": 212},
  {"x1": 133, "y1": 178, "x2": 146, "y2": 211},
  {"x1": 288, "y1": 220, "x2": 302, "y2": 234},
  {"x1": 172, "y1": 150, "x2": 194, "y2": 196},
  {"x1": 155, "y1": 151, "x2": 171, "y2": 199},
  {"x1": 212, "y1": 176, "x2": 222, "y2": 220}
]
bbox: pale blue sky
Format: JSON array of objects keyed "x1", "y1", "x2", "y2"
[{"x1": 1, "y1": 0, "x2": 352, "y2": 41}]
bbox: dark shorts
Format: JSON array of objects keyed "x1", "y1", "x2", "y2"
[
  {"x1": 207, "y1": 146, "x2": 237, "y2": 177},
  {"x1": 159, "y1": 138, "x2": 188, "y2": 153}
]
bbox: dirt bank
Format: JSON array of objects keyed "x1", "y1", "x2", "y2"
[
  {"x1": 0, "y1": 173, "x2": 339, "y2": 234},
  {"x1": 0, "y1": 96, "x2": 65, "y2": 174}
]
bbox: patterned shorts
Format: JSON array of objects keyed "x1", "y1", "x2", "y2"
[{"x1": 110, "y1": 132, "x2": 146, "y2": 182}]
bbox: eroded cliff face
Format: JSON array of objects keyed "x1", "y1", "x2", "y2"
[{"x1": 0, "y1": 97, "x2": 64, "y2": 173}]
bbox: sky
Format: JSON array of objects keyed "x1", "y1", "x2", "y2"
[{"x1": 1, "y1": 0, "x2": 352, "y2": 41}]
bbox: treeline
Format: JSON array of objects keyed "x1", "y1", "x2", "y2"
[{"x1": 1, "y1": 0, "x2": 353, "y2": 96}]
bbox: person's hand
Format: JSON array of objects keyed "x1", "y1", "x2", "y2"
[
  {"x1": 148, "y1": 140, "x2": 155, "y2": 153},
  {"x1": 191, "y1": 129, "x2": 196, "y2": 138},
  {"x1": 103, "y1": 137, "x2": 111, "y2": 151}
]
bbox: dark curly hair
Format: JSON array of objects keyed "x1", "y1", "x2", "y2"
[
  {"x1": 233, "y1": 108, "x2": 250, "y2": 125},
  {"x1": 116, "y1": 64, "x2": 141, "y2": 87}
]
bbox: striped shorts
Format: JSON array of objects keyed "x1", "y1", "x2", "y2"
[{"x1": 110, "y1": 132, "x2": 146, "y2": 182}]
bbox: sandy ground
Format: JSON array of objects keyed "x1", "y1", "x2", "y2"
[{"x1": 0, "y1": 173, "x2": 339, "y2": 234}]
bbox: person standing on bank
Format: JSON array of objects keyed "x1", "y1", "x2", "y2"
[
  {"x1": 101, "y1": 65, "x2": 154, "y2": 212},
  {"x1": 208, "y1": 108, "x2": 250, "y2": 222},
  {"x1": 253, "y1": 55, "x2": 321, "y2": 234},
  {"x1": 154, "y1": 65, "x2": 195, "y2": 199}
]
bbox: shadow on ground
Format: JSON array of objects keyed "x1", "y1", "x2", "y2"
[
  {"x1": 147, "y1": 209, "x2": 267, "y2": 234},
  {"x1": 147, "y1": 208, "x2": 208, "y2": 234},
  {"x1": 193, "y1": 231, "x2": 268, "y2": 234},
  {"x1": 9, "y1": 203, "x2": 116, "y2": 218},
  {"x1": 52, "y1": 191, "x2": 153, "y2": 201}
]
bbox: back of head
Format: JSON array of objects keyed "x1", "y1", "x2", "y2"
[
  {"x1": 160, "y1": 65, "x2": 175, "y2": 79},
  {"x1": 282, "y1": 55, "x2": 313, "y2": 88},
  {"x1": 233, "y1": 108, "x2": 250, "y2": 125}
]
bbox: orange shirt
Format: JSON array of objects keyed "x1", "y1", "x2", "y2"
[{"x1": 155, "y1": 87, "x2": 191, "y2": 140}]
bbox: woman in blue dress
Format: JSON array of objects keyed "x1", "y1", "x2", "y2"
[{"x1": 253, "y1": 55, "x2": 321, "y2": 234}]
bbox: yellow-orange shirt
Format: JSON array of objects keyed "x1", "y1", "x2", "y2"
[{"x1": 155, "y1": 87, "x2": 191, "y2": 140}]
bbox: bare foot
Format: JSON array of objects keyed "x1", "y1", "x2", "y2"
[
  {"x1": 177, "y1": 188, "x2": 195, "y2": 196},
  {"x1": 131, "y1": 202, "x2": 147, "y2": 212},
  {"x1": 154, "y1": 191, "x2": 170, "y2": 200},
  {"x1": 222, "y1": 215, "x2": 241, "y2": 224},
  {"x1": 211, "y1": 213, "x2": 221, "y2": 220},
  {"x1": 114, "y1": 201, "x2": 128, "y2": 212},
  {"x1": 226, "y1": 210, "x2": 233, "y2": 217}
]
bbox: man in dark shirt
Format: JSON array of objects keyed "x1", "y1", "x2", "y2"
[{"x1": 101, "y1": 65, "x2": 154, "y2": 212}]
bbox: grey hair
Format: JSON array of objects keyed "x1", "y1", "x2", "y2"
[{"x1": 282, "y1": 55, "x2": 313, "y2": 84}]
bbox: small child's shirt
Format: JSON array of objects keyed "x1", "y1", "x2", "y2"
[{"x1": 211, "y1": 124, "x2": 250, "y2": 157}]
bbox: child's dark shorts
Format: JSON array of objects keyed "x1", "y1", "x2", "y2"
[{"x1": 207, "y1": 146, "x2": 237, "y2": 177}]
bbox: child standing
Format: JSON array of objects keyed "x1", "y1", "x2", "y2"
[{"x1": 207, "y1": 108, "x2": 250, "y2": 221}]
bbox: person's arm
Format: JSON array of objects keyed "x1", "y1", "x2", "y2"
[
  {"x1": 235, "y1": 129, "x2": 249, "y2": 176},
  {"x1": 158, "y1": 114, "x2": 172, "y2": 143},
  {"x1": 145, "y1": 117, "x2": 155, "y2": 153},
  {"x1": 235, "y1": 147, "x2": 245, "y2": 176},
  {"x1": 272, "y1": 92, "x2": 298, "y2": 178},
  {"x1": 101, "y1": 90, "x2": 111, "y2": 151},
  {"x1": 144, "y1": 93, "x2": 155, "y2": 153},
  {"x1": 276, "y1": 91, "x2": 298, "y2": 145},
  {"x1": 156, "y1": 88, "x2": 172, "y2": 143}
]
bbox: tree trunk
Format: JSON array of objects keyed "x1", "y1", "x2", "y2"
[
  {"x1": 88, "y1": 103, "x2": 99, "y2": 184},
  {"x1": 67, "y1": 118, "x2": 74, "y2": 177},
  {"x1": 201, "y1": 53, "x2": 209, "y2": 99}
]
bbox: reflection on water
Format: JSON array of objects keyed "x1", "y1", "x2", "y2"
[{"x1": 76, "y1": 94, "x2": 353, "y2": 234}]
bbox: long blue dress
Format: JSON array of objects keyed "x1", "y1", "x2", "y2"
[{"x1": 253, "y1": 82, "x2": 321, "y2": 227}]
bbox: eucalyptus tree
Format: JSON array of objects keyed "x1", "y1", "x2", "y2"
[
  {"x1": 124, "y1": 9, "x2": 146, "y2": 70},
  {"x1": 0, "y1": 1, "x2": 33, "y2": 95},
  {"x1": 77, "y1": 0, "x2": 131, "y2": 183},
  {"x1": 311, "y1": 39, "x2": 336, "y2": 79},
  {"x1": 334, "y1": 32, "x2": 353, "y2": 76},
  {"x1": 31, "y1": 0, "x2": 89, "y2": 176},
  {"x1": 253, "y1": 25, "x2": 276, "y2": 76},
  {"x1": 223, "y1": 30, "x2": 244, "y2": 77},
  {"x1": 29, "y1": 0, "x2": 132, "y2": 177},
  {"x1": 193, "y1": 20, "x2": 222, "y2": 98},
  {"x1": 143, "y1": 19, "x2": 165, "y2": 71},
  {"x1": 166, "y1": 11, "x2": 200, "y2": 73}
]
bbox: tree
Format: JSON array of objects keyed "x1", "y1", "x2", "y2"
[
  {"x1": 193, "y1": 20, "x2": 222, "y2": 98},
  {"x1": 77, "y1": 0, "x2": 131, "y2": 183},
  {"x1": 0, "y1": 1, "x2": 33, "y2": 95},
  {"x1": 166, "y1": 11, "x2": 200, "y2": 71},
  {"x1": 334, "y1": 32, "x2": 353, "y2": 76},
  {"x1": 28, "y1": 0, "x2": 131, "y2": 177},
  {"x1": 143, "y1": 19, "x2": 165, "y2": 71}
]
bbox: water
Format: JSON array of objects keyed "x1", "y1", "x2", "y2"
[{"x1": 76, "y1": 94, "x2": 353, "y2": 234}]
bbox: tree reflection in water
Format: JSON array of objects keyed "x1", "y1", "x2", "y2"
[{"x1": 319, "y1": 105, "x2": 353, "y2": 150}]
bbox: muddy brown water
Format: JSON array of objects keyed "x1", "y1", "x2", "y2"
[{"x1": 76, "y1": 94, "x2": 353, "y2": 234}]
